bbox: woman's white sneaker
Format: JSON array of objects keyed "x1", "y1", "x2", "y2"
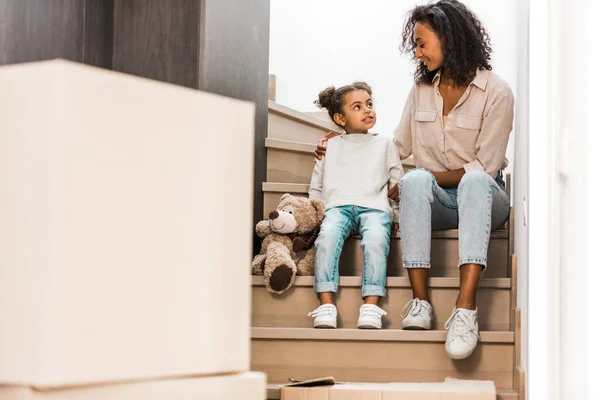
[
  {"x1": 357, "y1": 304, "x2": 387, "y2": 329},
  {"x1": 401, "y1": 298, "x2": 433, "y2": 330},
  {"x1": 308, "y1": 304, "x2": 337, "y2": 328},
  {"x1": 444, "y1": 307, "x2": 480, "y2": 359}
]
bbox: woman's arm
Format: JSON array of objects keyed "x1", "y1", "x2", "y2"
[
  {"x1": 431, "y1": 169, "x2": 465, "y2": 188},
  {"x1": 463, "y1": 85, "x2": 515, "y2": 176},
  {"x1": 313, "y1": 132, "x2": 339, "y2": 160},
  {"x1": 393, "y1": 85, "x2": 416, "y2": 161}
]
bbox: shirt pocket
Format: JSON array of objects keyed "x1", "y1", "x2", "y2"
[
  {"x1": 452, "y1": 115, "x2": 482, "y2": 152},
  {"x1": 414, "y1": 109, "x2": 438, "y2": 147}
]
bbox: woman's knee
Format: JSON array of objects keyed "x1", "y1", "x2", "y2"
[
  {"x1": 457, "y1": 171, "x2": 493, "y2": 206},
  {"x1": 399, "y1": 169, "x2": 434, "y2": 199},
  {"x1": 458, "y1": 170, "x2": 491, "y2": 192}
]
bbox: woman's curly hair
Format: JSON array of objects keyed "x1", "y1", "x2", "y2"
[{"x1": 400, "y1": 0, "x2": 492, "y2": 86}]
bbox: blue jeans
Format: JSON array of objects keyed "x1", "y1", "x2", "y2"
[
  {"x1": 314, "y1": 206, "x2": 391, "y2": 298},
  {"x1": 399, "y1": 169, "x2": 509, "y2": 270}
]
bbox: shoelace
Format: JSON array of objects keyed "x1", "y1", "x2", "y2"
[
  {"x1": 360, "y1": 305, "x2": 387, "y2": 318},
  {"x1": 308, "y1": 304, "x2": 336, "y2": 318},
  {"x1": 401, "y1": 298, "x2": 423, "y2": 318},
  {"x1": 444, "y1": 309, "x2": 480, "y2": 341}
]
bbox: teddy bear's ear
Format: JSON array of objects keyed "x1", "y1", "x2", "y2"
[
  {"x1": 280, "y1": 193, "x2": 292, "y2": 201},
  {"x1": 311, "y1": 199, "x2": 326, "y2": 222}
]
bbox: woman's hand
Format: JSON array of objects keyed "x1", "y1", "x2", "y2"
[
  {"x1": 388, "y1": 183, "x2": 399, "y2": 202},
  {"x1": 313, "y1": 131, "x2": 338, "y2": 161},
  {"x1": 392, "y1": 222, "x2": 399, "y2": 236}
]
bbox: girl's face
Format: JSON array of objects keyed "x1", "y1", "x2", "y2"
[
  {"x1": 333, "y1": 90, "x2": 376, "y2": 134},
  {"x1": 413, "y1": 22, "x2": 444, "y2": 71}
]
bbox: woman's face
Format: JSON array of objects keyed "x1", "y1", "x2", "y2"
[{"x1": 413, "y1": 22, "x2": 444, "y2": 71}]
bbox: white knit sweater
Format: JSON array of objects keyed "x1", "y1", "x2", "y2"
[{"x1": 308, "y1": 133, "x2": 404, "y2": 222}]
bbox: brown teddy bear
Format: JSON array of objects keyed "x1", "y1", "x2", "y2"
[{"x1": 252, "y1": 193, "x2": 325, "y2": 294}]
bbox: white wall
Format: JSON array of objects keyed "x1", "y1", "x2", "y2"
[
  {"x1": 513, "y1": 0, "x2": 530, "y2": 374},
  {"x1": 269, "y1": 0, "x2": 520, "y2": 176}
]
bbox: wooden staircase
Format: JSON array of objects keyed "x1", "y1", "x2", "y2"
[{"x1": 252, "y1": 101, "x2": 526, "y2": 399}]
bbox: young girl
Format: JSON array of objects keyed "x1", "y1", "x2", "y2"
[
  {"x1": 315, "y1": 0, "x2": 514, "y2": 358},
  {"x1": 307, "y1": 82, "x2": 404, "y2": 329}
]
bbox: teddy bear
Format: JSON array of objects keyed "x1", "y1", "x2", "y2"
[{"x1": 252, "y1": 193, "x2": 325, "y2": 294}]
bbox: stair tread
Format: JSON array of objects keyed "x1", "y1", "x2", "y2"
[
  {"x1": 266, "y1": 137, "x2": 315, "y2": 153},
  {"x1": 265, "y1": 383, "x2": 518, "y2": 399},
  {"x1": 252, "y1": 327, "x2": 514, "y2": 343},
  {"x1": 251, "y1": 275, "x2": 511, "y2": 289},
  {"x1": 265, "y1": 137, "x2": 418, "y2": 169},
  {"x1": 269, "y1": 101, "x2": 344, "y2": 133}
]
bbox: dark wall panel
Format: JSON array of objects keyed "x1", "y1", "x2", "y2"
[
  {"x1": 112, "y1": 0, "x2": 200, "y2": 88},
  {"x1": 0, "y1": 0, "x2": 85, "y2": 64},
  {"x1": 83, "y1": 0, "x2": 115, "y2": 69},
  {"x1": 0, "y1": 0, "x2": 113, "y2": 68},
  {"x1": 200, "y1": 0, "x2": 270, "y2": 237}
]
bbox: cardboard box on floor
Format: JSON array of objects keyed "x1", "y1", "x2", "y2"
[
  {"x1": 281, "y1": 377, "x2": 496, "y2": 400},
  {"x1": 0, "y1": 372, "x2": 266, "y2": 400},
  {"x1": 0, "y1": 60, "x2": 255, "y2": 388}
]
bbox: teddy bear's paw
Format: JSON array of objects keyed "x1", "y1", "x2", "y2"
[
  {"x1": 251, "y1": 255, "x2": 267, "y2": 275},
  {"x1": 266, "y1": 264, "x2": 295, "y2": 294}
]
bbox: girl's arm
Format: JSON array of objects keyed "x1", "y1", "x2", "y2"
[
  {"x1": 308, "y1": 159, "x2": 324, "y2": 200},
  {"x1": 387, "y1": 139, "x2": 404, "y2": 223}
]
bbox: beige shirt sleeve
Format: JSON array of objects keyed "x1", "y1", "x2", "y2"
[
  {"x1": 393, "y1": 85, "x2": 415, "y2": 161},
  {"x1": 463, "y1": 85, "x2": 515, "y2": 176}
]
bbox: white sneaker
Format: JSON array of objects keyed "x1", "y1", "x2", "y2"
[
  {"x1": 308, "y1": 304, "x2": 337, "y2": 329},
  {"x1": 357, "y1": 304, "x2": 387, "y2": 329},
  {"x1": 401, "y1": 298, "x2": 433, "y2": 330},
  {"x1": 444, "y1": 307, "x2": 480, "y2": 359}
]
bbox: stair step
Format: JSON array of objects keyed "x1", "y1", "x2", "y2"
[
  {"x1": 252, "y1": 276, "x2": 511, "y2": 331},
  {"x1": 265, "y1": 138, "x2": 417, "y2": 184},
  {"x1": 252, "y1": 327, "x2": 514, "y2": 342},
  {"x1": 268, "y1": 101, "x2": 343, "y2": 144},
  {"x1": 266, "y1": 139, "x2": 316, "y2": 184},
  {"x1": 262, "y1": 183, "x2": 509, "y2": 278},
  {"x1": 252, "y1": 328, "x2": 514, "y2": 389},
  {"x1": 265, "y1": 383, "x2": 518, "y2": 399}
]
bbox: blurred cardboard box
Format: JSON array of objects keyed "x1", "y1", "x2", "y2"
[
  {"x1": 0, "y1": 60, "x2": 255, "y2": 388},
  {"x1": 281, "y1": 377, "x2": 496, "y2": 399},
  {"x1": 0, "y1": 372, "x2": 266, "y2": 399}
]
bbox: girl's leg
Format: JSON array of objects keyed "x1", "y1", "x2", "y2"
[
  {"x1": 354, "y1": 207, "x2": 390, "y2": 329},
  {"x1": 456, "y1": 171, "x2": 510, "y2": 309},
  {"x1": 313, "y1": 206, "x2": 353, "y2": 304},
  {"x1": 356, "y1": 208, "x2": 391, "y2": 303}
]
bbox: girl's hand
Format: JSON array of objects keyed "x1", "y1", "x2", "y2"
[
  {"x1": 392, "y1": 223, "x2": 399, "y2": 236},
  {"x1": 388, "y1": 183, "x2": 399, "y2": 202},
  {"x1": 313, "y1": 132, "x2": 338, "y2": 161}
]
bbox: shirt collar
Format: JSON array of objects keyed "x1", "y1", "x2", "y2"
[
  {"x1": 471, "y1": 68, "x2": 489, "y2": 90},
  {"x1": 432, "y1": 68, "x2": 489, "y2": 90}
]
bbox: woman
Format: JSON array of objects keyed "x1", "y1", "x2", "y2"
[{"x1": 315, "y1": 0, "x2": 514, "y2": 360}]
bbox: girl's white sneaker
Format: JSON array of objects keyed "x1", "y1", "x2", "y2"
[
  {"x1": 357, "y1": 304, "x2": 387, "y2": 329},
  {"x1": 308, "y1": 304, "x2": 338, "y2": 328}
]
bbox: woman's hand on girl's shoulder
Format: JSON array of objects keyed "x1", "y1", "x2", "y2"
[{"x1": 314, "y1": 131, "x2": 338, "y2": 161}]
